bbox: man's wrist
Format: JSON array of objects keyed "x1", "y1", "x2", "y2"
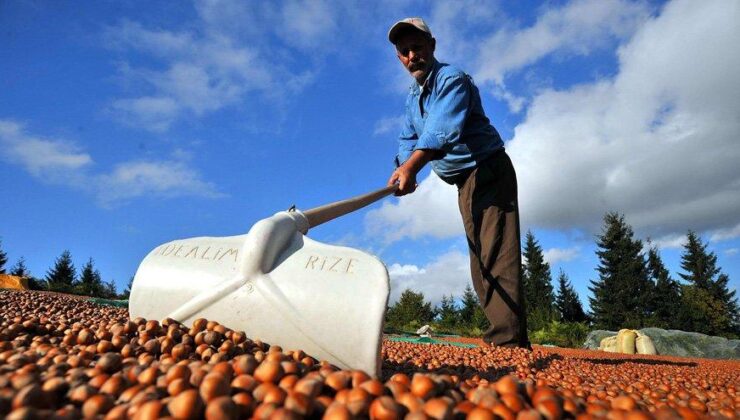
[{"x1": 405, "y1": 149, "x2": 436, "y2": 173}]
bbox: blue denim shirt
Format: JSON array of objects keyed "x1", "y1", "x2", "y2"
[{"x1": 397, "y1": 60, "x2": 503, "y2": 183}]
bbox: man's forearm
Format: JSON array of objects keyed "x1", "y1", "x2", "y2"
[
  {"x1": 403, "y1": 149, "x2": 437, "y2": 174},
  {"x1": 388, "y1": 148, "x2": 438, "y2": 196}
]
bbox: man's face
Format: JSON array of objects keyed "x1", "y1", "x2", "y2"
[{"x1": 395, "y1": 31, "x2": 435, "y2": 84}]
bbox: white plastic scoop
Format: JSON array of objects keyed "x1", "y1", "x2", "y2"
[{"x1": 129, "y1": 185, "x2": 397, "y2": 376}]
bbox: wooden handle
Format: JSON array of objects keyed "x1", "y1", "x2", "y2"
[{"x1": 303, "y1": 185, "x2": 399, "y2": 229}]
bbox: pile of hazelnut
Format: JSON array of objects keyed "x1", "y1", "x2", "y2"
[{"x1": 0, "y1": 289, "x2": 737, "y2": 419}]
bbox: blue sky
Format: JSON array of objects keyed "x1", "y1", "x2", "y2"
[{"x1": 1, "y1": 0, "x2": 738, "y2": 310}]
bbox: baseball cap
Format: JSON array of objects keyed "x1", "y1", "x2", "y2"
[{"x1": 388, "y1": 17, "x2": 432, "y2": 44}]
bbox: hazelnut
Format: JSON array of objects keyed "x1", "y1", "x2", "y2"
[
  {"x1": 205, "y1": 396, "x2": 238, "y2": 420},
  {"x1": 81, "y1": 394, "x2": 114, "y2": 418},
  {"x1": 323, "y1": 402, "x2": 352, "y2": 420},
  {"x1": 167, "y1": 389, "x2": 204, "y2": 420},
  {"x1": 369, "y1": 396, "x2": 404, "y2": 420},
  {"x1": 411, "y1": 374, "x2": 437, "y2": 400},
  {"x1": 254, "y1": 361, "x2": 285, "y2": 383},
  {"x1": 199, "y1": 372, "x2": 230, "y2": 403}
]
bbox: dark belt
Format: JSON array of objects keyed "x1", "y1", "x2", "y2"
[{"x1": 448, "y1": 148, "x2": 505, "y2": 189}]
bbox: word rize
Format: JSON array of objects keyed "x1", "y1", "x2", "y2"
[{"x1": 304, "y1": 255, "x2": 357, "y2": 274}]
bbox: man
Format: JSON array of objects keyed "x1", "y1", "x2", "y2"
[{"x1": 386, "y1": 17, "x2": 530, "y2": 349}]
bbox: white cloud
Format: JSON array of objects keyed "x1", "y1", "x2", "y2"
[
  {"x1": 0, "y1": 119, "x2": 222, "y2": 206},
  {"x1": 388, "y1": 263, "x2": 426, "y2": 277},
  {"x1": 380, "y1": 1, "x2": 649, "y2": 110},
  {"x1": 0, "y1": 120, "x2": 92, "y2": 178},
  {"x1": 508, "y1": 0, "x2": 740, "y2": 238},
  {"x1": 647, "y1": 234, "x2": 687, "y2": 250},
  {"x1": 278, "y1": 0, "x2": 337, "y2": 49},
  {"x1": 103, "y1": 2, "x2": 322, "y2": 131},
  {"x1": 387, "y1": 250, "x2": 471, "y2": 305},
  {"x1": 473, "y1": 0, "x2": 650, "y2": 86},
  {"x1": 724, "y1": 248, "x2": 738, "y2": 257},
  {"x1": 96, "y1": 159, "x2": 224, "y2": 206},
  {"x1": 111, "y1": 96, "x2": 180, "y2": 132},
  {"x1": 108, "y1": 42, "x2": 278, "y2": 130},
  {"x1": 710, "y1": 223, "x2": 740, "y2": 242},
  {"x1": 490, "y1": 86, "x2": 526, "y2": 114},
  {"x1": 364, "y1": 173, "x2": 462, "y2": 243},
  {"x1": 364, "y1": 0, "x2": 740, "y2": 245},
  {"x1": 427, "y1": 0, "x2": 501, "y2": 65},
  {"x1": 373, "y1": 115, "x2": 405, "y2": 136},
  {"x1": 543, "y1": 247, "x2": 580, "y2": 264},
  {"x1": 103, "y1": 20, "x2": 193, "y2": 58}
]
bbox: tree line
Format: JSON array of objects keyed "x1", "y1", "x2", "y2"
[
  {"x1": 3, "y1": 210, "x2": 738, "y2": 338},
  {"x1": 0, "y1": 243, "x2": 132, "y2": 300},
  {"x1": 385, "y1": 212, "x2": 739, "y2": 339},
  {"x1": 587, "y1": 213, "x2": 738, "y2": 336},
  {"x1": 386, "y1": 285, "x2": 491, "y2": 336}
]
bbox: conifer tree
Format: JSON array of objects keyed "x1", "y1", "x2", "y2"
[
  {"x1": 680, "y1": 231, "x2": 720, "y2": 289},
  {"x1": 10, "y1": 257, "x2": 46, "y2": 290},
  {"x1": 460, "y1": 284, "x2": 489, "y2": 332},
  {"x1": 437, "y1": 294, "x2": 459, "y2": 331},
  {"x1": 588, "y1": 213, "x2": 651, "y2": 329},
  {"x1": 679, "y1": 285, "x2": 732, "y2": 335},
  {"x1": 555, "y1": 270, "x2": 587, "y2": 323},
  {"x1": 120, "y1": 277, "x2": 134, "y2": 299},
  {"x1": 712, "y1": 274, "x2": 740, "y2": 331},
  {"x1": 386, "y1": 289, "x2": 436, "y2": 328},
  {"x1": 459, "y1": 285, "x2": 477, "y2": 323},
  {"x1": 102, "y1": 279, "x2": 118, "y2": 299},
  {"x1": 522, "y1": 231, "x2": 556, "y2": 330},
  {"x1": 678, "y1": 231, "x2": 738, "y2": 335},
  {"x1": 27, "y1": 276, "x2": 48, "y2": 291},
  {"x1": 645, "y1": 244, "x2": 681, "y2": 328},
  {"x1": 9, "y1": 257, "x2": 30, "y2": 278},
  {"x1": 45, "y1": 250, "x2": 77, "y2": 293},
  {"x1": 78, "y1": 258, "x2": 104, "y2": 297},
  {"x1": 470, "y1": 306, "x2": 490, "y2": 332},
  {"x1": 0, "y1": 239, "x2": 7, "y2": 274}
]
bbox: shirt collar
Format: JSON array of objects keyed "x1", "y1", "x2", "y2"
[{"x1": 418, "y1": 58, "x2": 440, "y2": 92}]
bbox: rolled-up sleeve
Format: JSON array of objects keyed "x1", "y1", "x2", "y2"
[{"x1": 414, "y1": 75, "x2": 470, "y2": 153}]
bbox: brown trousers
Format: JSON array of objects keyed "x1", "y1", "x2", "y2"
[{"x1": 457, "y1": 150, "x2": 530, "y2": 348}]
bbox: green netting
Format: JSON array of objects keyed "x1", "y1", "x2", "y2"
[
  {"x1": 89, "y1": 298, "x2": 129, "y2": 308},
  {"x1": 386, "y1": 336, "x2": 478, "y2": 348}
]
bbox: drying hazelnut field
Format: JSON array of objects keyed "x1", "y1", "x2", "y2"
[{"x1": 1, "y1": 290, "x2": 738, "y2": 419}]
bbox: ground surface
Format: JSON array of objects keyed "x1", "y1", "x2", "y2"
[{"x1": 0, "y1": 289, "x2": 737, "y2": 419}]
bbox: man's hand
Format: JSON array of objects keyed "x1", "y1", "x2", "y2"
[
  {"x1": 388, "y1": 165, "x2": 417, "y2": 196},
  {"x1": 387, "y1": 149, "x2": 437, "y2": 196}
]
